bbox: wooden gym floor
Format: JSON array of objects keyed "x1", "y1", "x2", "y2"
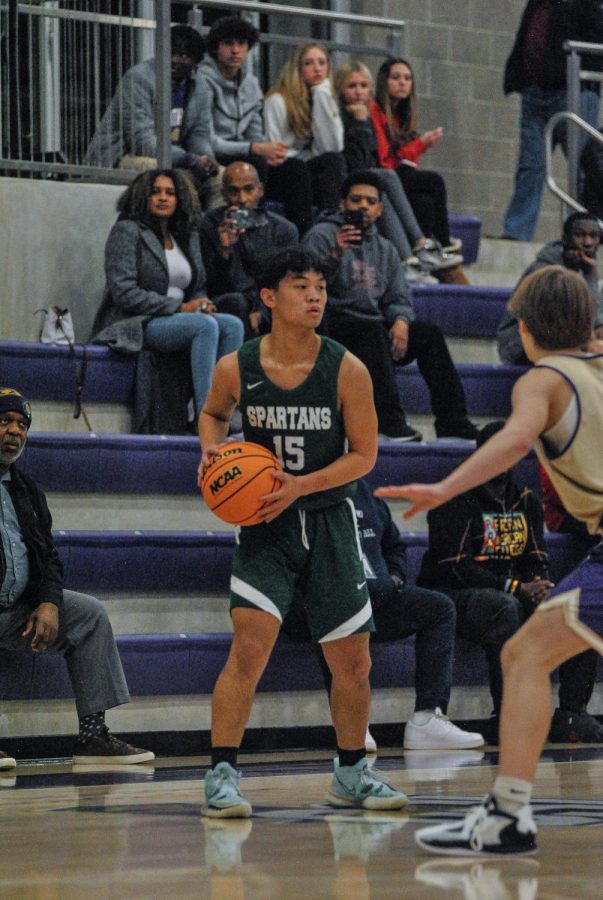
[{"x1": 1, "y1": 745, "x2": 602, "y2": 898}]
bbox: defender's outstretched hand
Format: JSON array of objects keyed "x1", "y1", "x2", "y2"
[{"x1": 374, "y1": 482, "x2": 449, "y2": 519}]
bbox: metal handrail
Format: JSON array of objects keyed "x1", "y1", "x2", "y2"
[
  {"x1": 564, "y1": 39, "x2": 603, "y2": 198},
  {"x1": 544, "y1": 110, "x2": 603, "y2": 226},
  {"x1": 179, "y1": 0, "x2": 406, "y2": 30},
  {"x1": 1, "y1": 1, "x2": 405, "y2": 180}
]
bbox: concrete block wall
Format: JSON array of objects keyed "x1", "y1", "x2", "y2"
[{"x1": 353, "y1": 0, "x2": 580, "y2": 242}]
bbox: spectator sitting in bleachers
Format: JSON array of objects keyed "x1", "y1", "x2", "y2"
[
  {"x1": 539, "y1": 466, "x2": 603, "y2": 742},
  {"x1": 283, "y1": 477, "x2": 485, "y2": 753},
  {"x1": 417, "y1": 420, "x2": 554, "y2": 740},
  {"x1": 197, "y1": 17, "x2": 288, "y2": 179},
  {"x1": 0, "y1": 389, "x2": 154, "y2": 769},
  {"x1": 302, "y1": 171, "x2": 480, "y2": 442},
  {"x1": 498, "y1": 212, "x2": 603, "y2": 365},
  {"x1": 334, "y1": 60, "x2": 461, "y2": 278},
  {"x1": 371, "y1": 57, "x2": 467, "y2": 284},
  {"x1": 199, "y1": 161, "x2": 298, "y2": 339},
  {"x1": 263, "y1": 42, "x2": 346, "y2": 235},
  {"x1": 91, "y1": 169, "x2": 243, "y2": 434},
  {"x1": 85, "y1": 24, "x2": 221, "y2": 211}
]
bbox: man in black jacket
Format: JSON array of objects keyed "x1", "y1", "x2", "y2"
[
  {"x1": 199, "y1": 161, "x2": 298, "y2": 338},
  {"x1": 502, "y1": 0, "x2": 603, "y2": 240},
  {"x1": 0, "y1": 389, "x2": 154, "y2": 769}
]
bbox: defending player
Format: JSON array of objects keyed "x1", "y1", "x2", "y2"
[
  {"x1": 377, "y1": 265, "x2": 603, "y2": 855},
  {"x1": 197, "y1": 246, "x2": 407, "y2": 817}
]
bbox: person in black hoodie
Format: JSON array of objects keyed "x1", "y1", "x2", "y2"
[{"x1": 418, "y1": 420, "x2": 552, "y2": 725}]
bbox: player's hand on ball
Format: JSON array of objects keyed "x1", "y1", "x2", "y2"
[
  {"x1": 198, "y1": 444, "x2": 226, "y2": 487},
  {"x1": 256, "y1": 469, "x2": 302, "y2": 523}
]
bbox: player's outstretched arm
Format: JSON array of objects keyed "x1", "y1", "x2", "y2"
[
  {"x1": 198, "y1": 353, "x2": 240, "y2": 485},
  {"x1": 376, "y1": 368, "x2": 559, "y2": 518}
]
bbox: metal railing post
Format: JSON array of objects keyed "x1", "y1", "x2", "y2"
[
  {"x1": 566, "y1": 47, "x2": 582, "y2": 199},
  {"x1": 155, "y1": 0, "x2": 172, "y2": 169}
]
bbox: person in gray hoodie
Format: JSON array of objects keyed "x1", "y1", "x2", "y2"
[
  {"x1": 197, "y1": 16, "x2": 287, "y2": 172},
  {"x1": 302, "y1": 171, "x2": 479, "y2": 442},
  {"x1": 498, "y1": 212, "x2": 603, "y2": 365}
]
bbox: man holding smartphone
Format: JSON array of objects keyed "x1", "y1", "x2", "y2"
[
  {"x1": 200, "y1": 161, "x2": 298, "y2": 338},
  {"x1": 303, "y1": 171, "x2": 479, "y2": 442}
]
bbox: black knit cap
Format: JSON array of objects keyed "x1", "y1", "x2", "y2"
[{"x1": 0, "y1": 388, "x2": 32, "y2": 428}]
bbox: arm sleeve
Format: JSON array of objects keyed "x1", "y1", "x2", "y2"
[
  {"x1": 29, "y1": 482, "x2": 64, "y2": 609},
  {"x1": 310, "y1": 80, "x2": 344, "y2": 155},
  {"x1": 516, "y1": 492, "x2": 550, "y2": 581},
  {"x1": 377, "y1": 498, "x2": 408, "y2": 580},
  {"x1": 379, "y1": 245, "x2": 415, "y2": 325},
  {"x1": 427, "y1": 499, "x2": 517, "y2": 592},
  {"x1": 264, "y1": 93, "x2": 288, "y2": 143},
  {"x1": 397, "y1": 136, "x2": 427, "y2": 166},
  {"x1": 370, "y1": 103, "x2": 398, "y2": 169},
  {"x1": 104, "y1": 223, "x2": 181, "y2": 317}
]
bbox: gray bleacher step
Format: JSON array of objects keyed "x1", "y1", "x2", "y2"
[
  {"x1": 469, "y1": 237, "x2": 541, "y2": 286},
  {"x1": 47, "y1": 491, "x2": 426, "y2": 532},
  {"x1": 99, "y1": 592, "x2": 232, "y2": 635},
  {"x1": 0, "y1": 685, "x2": 501, "y2": 741}
]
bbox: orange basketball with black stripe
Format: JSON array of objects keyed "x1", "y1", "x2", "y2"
[{"x1": 201, "y1": 441, "x2": 282, "y2": 526}]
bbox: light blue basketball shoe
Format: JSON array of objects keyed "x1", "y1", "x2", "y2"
[
  {"x1": 326, "y1": 757, "x2": 408, "y2": 810},
  {"x1": 202, "y1": 761, "x2": 252, "y2": 818}
]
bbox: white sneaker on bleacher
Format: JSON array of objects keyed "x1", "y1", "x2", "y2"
[
  {"x1": 404, "y1": 709, "x2": 484, "y2": 750},
  {"x1": 365, "y1": 727, "x2": 377, "y2": 754}
]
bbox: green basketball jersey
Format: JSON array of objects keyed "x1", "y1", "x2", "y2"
[{"x1": 238, "y1": 336, "x2": 356, "y2": 510}]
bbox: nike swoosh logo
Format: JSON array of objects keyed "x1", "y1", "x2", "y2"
[
  {"x1": 357, "y1": 581, "x2": 366, "y2": 590},
  {"x1": 246, "y1": 381, "x2": 264, "y2": 390}
]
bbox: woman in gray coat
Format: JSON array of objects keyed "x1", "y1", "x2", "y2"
[{"x1": 92, "y1": 169, "x2": 243, "y2": 420}]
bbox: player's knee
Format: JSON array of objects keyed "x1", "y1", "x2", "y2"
[{"x1": 230, "y1": 633, "x2": 272, "y2": 680}]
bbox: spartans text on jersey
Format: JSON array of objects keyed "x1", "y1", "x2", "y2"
[{"x1": 245, "y1": 405, "x2": 332, "y2": 431}]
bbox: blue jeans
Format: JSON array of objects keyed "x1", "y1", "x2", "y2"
[
  {"x1": 144, "y1": 310, "x2": 244, "y2": 415},
  {"x1": 373, "y1": 167, "x2": 423, "y2": 260},
  {"x1": 503, "y1": 85, "x2": 600, "y2": 241}
]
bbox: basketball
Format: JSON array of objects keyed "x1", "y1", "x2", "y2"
[{"x1": 201, "y1": 440, "x2": 282, "y2": 526}]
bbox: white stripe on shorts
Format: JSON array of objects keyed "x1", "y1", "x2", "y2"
[
  {"x1": 537, "y1": 587, "x2": 603, "y2": 655},
  {"x1": 319, "y1": 598, "x2": 373, "y2": 643},
  {"x1": 230, "y1": 575, "x2": 283, "y2": 623}
]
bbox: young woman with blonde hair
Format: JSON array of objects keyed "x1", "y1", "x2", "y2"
[
  {"x1": 263, "y1": 42, "x2": 346, "y2": 233},
  {"x1": 335, "y1": 60, "x2": 460, "y2": 273}
]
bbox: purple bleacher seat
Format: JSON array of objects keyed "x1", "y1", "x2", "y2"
[
  {"x1": 54, "y1": 528, "x2": 578, "y2": 595},
  {"x1": 448, "y1": 215, "x2": 481, "y2": 264},
  {"x1": 20, "y1": 432, "x2": 539, "y2": 496},
  {"x1": 0, "y1": 341, "x2": 134, "y2": 403},
  {"x1": 20, "y1": 433, "x2": 539, "y2": 496},
  {"x1": 395, "y1": 362, "x2": 526, "y2": 418},
  {"x1": 411, "y1": 284, "x2": 511, "y2": 337},
  {"x1": 3, "y1": 523, "x2": 601, "y2": 702}
]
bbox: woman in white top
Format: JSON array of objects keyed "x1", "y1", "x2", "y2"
[
  {"x1": 92, "y1": 169, "x2": 244, "y2": 426},
  {"x1": 263, "y1": 42, "x2": 346, "y2": 234}
]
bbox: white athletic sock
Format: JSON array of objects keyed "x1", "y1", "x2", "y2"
[
  {"x1": 493, "y1": 776, "x2": 533, "y2": 814},
  {"x1": 410, "y1": 709, "x2": 436, "y2": 725}
]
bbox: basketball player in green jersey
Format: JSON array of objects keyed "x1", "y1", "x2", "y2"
[
  {"x1": 197, "y1": 246, "x2": 407, "y2": 818},
  {"x1": 378, "y1": 266, "x2": 603, "y2": 856}
]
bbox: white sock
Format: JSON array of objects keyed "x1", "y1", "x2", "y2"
[
  {"x1": 493, "y1": 776, "x2": 532, "y2": 814},
  {"x1": 410, "y1": 709, "x2": 435, "y2": 726}
]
